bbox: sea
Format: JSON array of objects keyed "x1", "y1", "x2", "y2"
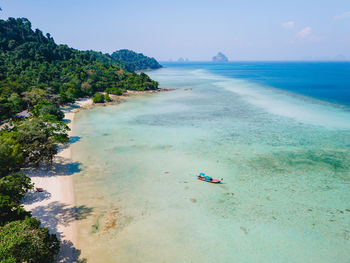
[{"x1": 71, "y1": 62, "x2": 350, "y2": 263}]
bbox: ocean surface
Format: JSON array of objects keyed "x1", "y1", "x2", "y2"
[{"x1": 71, "y1": 62, "x2": 350, "y2": 262}]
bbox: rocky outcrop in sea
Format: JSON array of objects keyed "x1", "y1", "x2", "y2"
[{"x1": 212, "y1": 52, "x2": 229, "y2": 62}]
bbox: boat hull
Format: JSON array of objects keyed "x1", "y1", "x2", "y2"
[{"x1": 197, "y1": 177, "x2": 222, "y2": 184}]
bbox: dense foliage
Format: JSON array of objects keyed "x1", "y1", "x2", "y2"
[
  {"x1": 0, "y1": 172, "x2": 32, "y2": 201},
  {"x1": 0, "y1": 132, "x2": 24, "y2": 177},
  {"x1": 105, "y1": 93, "x2": 111, "y2": 102},
  {"x1": 0, "y1": 116, "x2": 65, "y2": 261},
  {"x1": 0, "y1": 218, "x2": 60, "y2": 263},
  {"x1": 111, "y1": 49, "x2": 162, "y2": 72},
  {"x1": 33, "y1": 100, "x2": 64, "y2": 121},
  {"x1": 92, "y1": 93, "x2": 105, "y2": 103},
  {"x1": 0, "y1": 17, "x2": 160, "y2": 122},
  {"x1": 16, "y1": 118, "x2": 69, "y2": 166},
  {"x1": 0, "y1": 113, "x2": 67, "y2": 260},
  {"x1": 0, "y1": 173, "x2": 32, "y2": 226}
]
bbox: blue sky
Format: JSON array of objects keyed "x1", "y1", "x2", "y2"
[{"x1": 1, "y1": 0, "x2": 350, "y2": 61}]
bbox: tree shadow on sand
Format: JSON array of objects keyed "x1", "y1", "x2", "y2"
[
  {"x1": 22, "y1": 189, "x2": 52, "y2": 205},
  {"x1": 32, "y1": 201, "x2": 93, "y2": 236},
  {"x1": 56, "y1": 240, "x2": 87, "y2": 263},
  {"x1": 32, "y1": 201, "x2": 93, "y2": 263},
  {"x1": 57, "y1": 136, "x2": 81, "y2": 153},
  {"x1": 62, "y1": 103, "x2": 83, "y2": 113},
  {"x1": 22, "y1": 158, "x2": 82, "y2": 178}
]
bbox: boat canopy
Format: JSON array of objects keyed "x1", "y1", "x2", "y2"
[
  {"x1": 204, "y1": 176, "x2": 212, "y2": 180},
  {"x1": 199, "y1": 172, "x2": 206, "y2": 176}
]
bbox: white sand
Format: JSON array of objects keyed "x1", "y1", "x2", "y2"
[{"x1": 22, "y1": 98, "x2": 92, "y2": 263}]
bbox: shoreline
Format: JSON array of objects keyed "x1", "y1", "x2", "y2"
[{"x1": 22, "y1": 89, "x2": 171, "y2": 262}]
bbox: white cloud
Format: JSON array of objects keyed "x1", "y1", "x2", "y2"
[
  {"x1": 281, "y1": 21, "x2": 295, "y2": 29},
  {"x1": 334, "y1": 11, "x2": 350, "y2": 19},
  {"x1": 297, "y1": 27, "x2": 312, "y2": 39}
]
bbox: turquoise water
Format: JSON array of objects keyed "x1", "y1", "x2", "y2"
[
  {"x1": 71, "y1": 66, "x2": 350, "y2": 262},
  {"x1": 162, "y1": 62, "x2": 350, "y2": 106}
]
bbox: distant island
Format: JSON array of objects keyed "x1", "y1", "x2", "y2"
[
  {"x1": 111, "y1": 49, "x2": 162, "y2": 72},
  {"x1": 177, "y1": 57, "x2": 189, "y2": 62},
  {"x1": 212, "y1": 52, "x2": 229, "y2": 62}
]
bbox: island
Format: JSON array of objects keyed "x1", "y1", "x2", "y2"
[
  {"x1": 212, "y1": 52, "x2": 229, "y2": 62},
  {"x1": 177, "y1": 57, "x2": 189, "y2": 62},
  {"x1": 111, "y1": 49, "x2": 162, "y2": 72}
]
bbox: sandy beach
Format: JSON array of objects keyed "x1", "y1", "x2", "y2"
[{"x1": 22, "y1": 98, "x2": 92, "y2": 263}]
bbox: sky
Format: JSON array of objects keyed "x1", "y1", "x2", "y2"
[{"x1": 1, "y1": 0, "x2": 350, "y2": 61}]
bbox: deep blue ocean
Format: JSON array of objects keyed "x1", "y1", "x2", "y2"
[{"x1": 162, "y1": 62, "x2": 350, "y2": 106}]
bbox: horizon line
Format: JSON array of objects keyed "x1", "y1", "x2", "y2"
[{"x1": 160, "y1": 60, "x2": 350, "y2": 63}]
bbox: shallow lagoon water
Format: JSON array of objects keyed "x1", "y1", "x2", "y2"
[{"x1": 71, "y1": 67, "x2": 350, "y2": 262}]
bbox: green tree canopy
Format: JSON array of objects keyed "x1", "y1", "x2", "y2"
[
  {"x1": 0, "y1": 131, "x2": 24, "y2": 178},
  {"x1": 0, "y1": 17, "x2": 160, "y2": 121},
  {"x1": 0, "y1": 173, "x2": 33, "y2": 202},
  {"x1": 92, "y1": 93, "x2": 105, "y2": 103},
  {"x1": 105, "y1": 93, "x2": 111, "y2": 102},
  {"x1": 0, "y1": 217, "x2": 60, "y2": 263},
  {"x1": 16, "y1": 118, "x2": 69, "y2": 166},
  {"x1": 33, "y1": 100, "x2": 64, "y2": 121},
  {"x1": 0, "y1": 194, "x2": 30, "y2": 226},
  {"x1": 110, "y1": 49, "x2": 162, "y2": 72},
  {"x1": 0, "y1": 173, "x2": 33, "y2": 226}
]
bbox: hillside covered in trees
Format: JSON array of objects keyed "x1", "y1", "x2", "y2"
[
  {"x1": 0, "y1": 17, "x2": 162, "y2": 262},
  {"x1": 0, "y1": 17, "x2": 161, "y2": 122}
]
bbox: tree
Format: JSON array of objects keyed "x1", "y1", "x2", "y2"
[
  {"x1": 0, "y1": 218, "x2": 60, "y2": 263},
  {"x1": 17, "y1": 118, "x2": 69, "y2": 166},
  {"x1": 22, "y1": 88, "x2": 48, "y2": 109},
  {"x1": 0, "y1": 131, "x2": 24, "y2": 178},
  {"x1": 105, "y1": 93, "x2": 111, "y2": 102},
  {"x1": 105, "y1": 87, "x2": 123, "y2": 95},
  {"x1": 92, "y1": 93, "x2": 105, "y2": 103},
  {"x1": 0, "y1": 194, "x2": 31, "y2": 226},
  {"x1": 33, "y1": 100, "x2": 64, "y2": 121},
  {"x1": 0, "y1": 173, "x2": 33, "y2": 226},
  {"x1": 0, "y1": 173, "x2": 33, "y2": 202},
  {"x1": 39, "y1": 104, "x2": 64, "y2": 121},
  {"x1": 0, "y1": 98, "x2": 13, "y2": 120},
  {"x1": 7, "y1": 93, "x2": 23, "y2": 114}
]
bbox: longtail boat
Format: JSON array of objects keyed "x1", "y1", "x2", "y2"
[{"x1": 197, "y1": 173, "x2": 223, "y2": 184}]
